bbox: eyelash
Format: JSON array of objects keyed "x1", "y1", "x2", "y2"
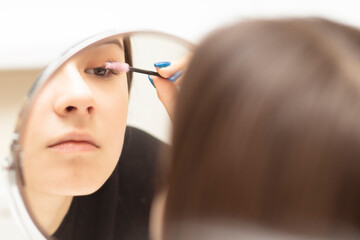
[
  {"x1": 84, "y1": 67, "x2": 118, "y2": 78},
  {"x1": 84, "y1": 59, "x2": 120, "y2": 79}
]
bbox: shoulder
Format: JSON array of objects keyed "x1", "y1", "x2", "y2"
[
  {"x1": 121, "y1": 126, "x2": 166, "y2": 161},
  {"x1": 115, "y1": 126, "x2": 167, "y2": 184},
  {"x1": 123, "y1": 126, "x2": 164, "y2": 147}
]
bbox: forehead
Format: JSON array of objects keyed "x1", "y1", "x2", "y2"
[
  {"x1": 71, "y1": 37, "x2": 125, "y2": 58},
  {"x1": 87, "y1": 37, "x2": 124, "y2": 51},
  {"x1": 94, "y1": 39, "x2": 124, "y2": 49}
]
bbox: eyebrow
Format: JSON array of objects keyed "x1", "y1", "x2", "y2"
[{"x1": 94, "y1": 39, "x2": 123, "y2": 49}]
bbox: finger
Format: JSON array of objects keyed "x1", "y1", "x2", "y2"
[
  {"x1": 154, "y1": 54, "x2": 192, "y2": 78},
  {"x1": 168, "y1": 70, "x2": 183, "y2": 85},
  {"x1": 155, "y1": 62, "x2": 183, "y2": 78},
  {"x1": 172, "y1": 74, "x2": 183, "y2": 87},
  {"x1": 150, "y1": 76, "x2": 178, "y2": 121}
]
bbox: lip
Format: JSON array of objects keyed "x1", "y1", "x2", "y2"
[{"x1": 47, "y1": 132, "x2": 100, "y2": 152}]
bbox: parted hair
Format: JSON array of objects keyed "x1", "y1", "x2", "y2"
[{"x1": 162, "y1": 18, "x2": 360, "y2": 239}]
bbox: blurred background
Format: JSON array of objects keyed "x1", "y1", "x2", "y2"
[{"x1": 1, "y1": 0, "x2": 360, "y2": 238}]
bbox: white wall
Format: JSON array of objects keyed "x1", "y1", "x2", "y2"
[{"x1": 1, "y1": 0, "x2": 360, "y2": 69}]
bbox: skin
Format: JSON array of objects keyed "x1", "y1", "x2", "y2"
[
  {"x1": 150, "y1": 54, "x2": 192, "y2": 121},
  {"x1": 21, "y1": 39, "x2": 129, "y2": 234}
]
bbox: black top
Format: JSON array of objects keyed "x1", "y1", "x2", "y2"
[{"x1": 52, "y1": 126, "x2": 163, "y2": 240}]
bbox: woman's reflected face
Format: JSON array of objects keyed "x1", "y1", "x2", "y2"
[{"x1": 21, "y1": 39, "x2": 129, "y2": 196}]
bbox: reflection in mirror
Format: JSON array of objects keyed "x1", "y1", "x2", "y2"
[{"x1": 12, "y1": 32, "x2": 193, "y2": 239}]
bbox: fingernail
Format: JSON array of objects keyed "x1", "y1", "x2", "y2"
[
  {"x1": 148, "y1": 75, "x2": 156, "y2": 88},
  {"x1": 154, "y1": 61, "x2": 171, "y2": 68},
  {"x1": 169, "y1": 70, "x2": 183, "y2": 83}
]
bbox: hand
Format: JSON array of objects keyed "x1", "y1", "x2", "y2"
[{"x1": 149, "y1": 54, "x2": 191, "y2": 121}]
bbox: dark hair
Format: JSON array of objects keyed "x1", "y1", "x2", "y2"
[
  {"x1": 123, "y1": 36, "x2": 133, "y2": 92},
  {"x1": 162, "y1": 18, "x2": 360, "y2": 238}
]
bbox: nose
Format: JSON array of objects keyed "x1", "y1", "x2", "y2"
[{"x1": 53, "y1": 64, "x2": 96, "y2": 118}]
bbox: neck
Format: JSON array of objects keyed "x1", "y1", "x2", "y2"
[{"x1": 24, "y1": 188, "x2": 73, "y2": 236}]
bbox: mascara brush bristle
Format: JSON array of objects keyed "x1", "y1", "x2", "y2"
[{"x1": 105, "y1": 62, "x2": 130, "y2": 72}]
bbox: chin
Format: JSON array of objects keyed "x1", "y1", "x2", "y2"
[
  {"x1": 24, "y1": 151, "x2": 118, "y2": 196},
  {"x1": 79, "y1": 178, "x2": 109, "y2": 195},
  {"x1": 48, "y1": 179, "x2": 107, "y2": 196},
  {"x1": 68, "y1": 185, "x2": 103, "y2": 196},
  {"x1": 26, "y1": 171, "x2": 111, "y2": 197}
]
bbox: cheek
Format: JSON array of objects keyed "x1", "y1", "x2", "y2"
[
  {"x1": 21, "y1": 88, "x2": 57, "y2": 149},
  {"x1": 97, "y1": 79, "x2": 129, "y2": 157},
  {"x1": 98, "y1": 77, "x2": 129, "y2": 121},
  {"x1": 97, "y1": 91, "x2": 128, "y2": 192},
  {"x1": 105, "y1": 89, "x2": 128, "y2": 147},
  {"x1": 101, "y1": 93, "x2": 128, "y2": 125}
]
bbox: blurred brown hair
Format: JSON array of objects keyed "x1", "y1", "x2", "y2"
[{"x1": 162, "y1": 18, "x2": 360, "y2": 239}]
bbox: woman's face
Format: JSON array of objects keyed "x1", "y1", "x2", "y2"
[{"x1": 21, "y1": 39, "x2": 129, "y2": 196}]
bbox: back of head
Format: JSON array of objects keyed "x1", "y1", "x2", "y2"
[{"x1": 162, "y1": 18, "x2": 360, "y2": 239}]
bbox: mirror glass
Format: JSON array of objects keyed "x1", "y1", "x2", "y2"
[{"x1": 9, "y1": 31, "x2": 193, "y2": 239}]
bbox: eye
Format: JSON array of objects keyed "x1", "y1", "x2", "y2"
[{"x1": 84, "y1": 67, "x2": 117, "y2": 78}]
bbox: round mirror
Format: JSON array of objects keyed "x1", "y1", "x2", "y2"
[{"x1": 4, "y1": 30, "x2": 194, "y2": 240}]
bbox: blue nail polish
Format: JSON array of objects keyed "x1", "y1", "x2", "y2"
[
  {"x1": 169, "y1": 70, "x2": 183, "y2": 83},
  {"x1": 148, "y1": 75, "x2": 155, "y2": 88},
  {"x1": 154, "y1": 61, "x2": 171, "y2": 68}
]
